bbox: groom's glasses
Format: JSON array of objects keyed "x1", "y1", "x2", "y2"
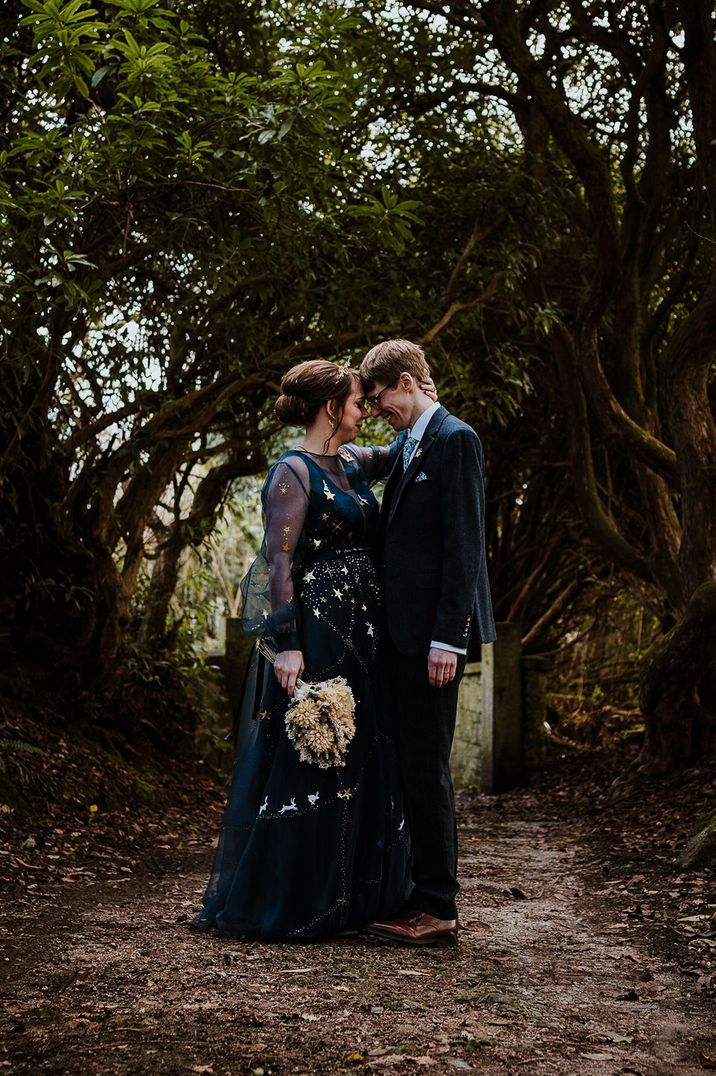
[{"x1": 366, "y1": 381, "x2": 398, "y2": 407}]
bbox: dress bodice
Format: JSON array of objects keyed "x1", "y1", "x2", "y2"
[
  {"x1": 281, "y1": 449, "x2": 380, "y2": 555},
  {"x1": 239, "y1": 439, "x2": 402, "y2": 650}
]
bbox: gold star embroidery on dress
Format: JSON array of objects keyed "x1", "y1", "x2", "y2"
[
  {"x1": 332, "y1": 521, "x2": 343, "y2": 532},
  {"x1": 341, "y1": 565, "x2": 349, "y2": 575},
  {"x1": 282, "y1": 542, "x2": 289, "y2": 552},
  {"x1": 283, "y1": 524, "x2": 291, "y2": 534},
  {"x1": 313, "y1": 607, "x2": 322, "y2": 618},
  {"x1": 259, "y1": 709, "x2": 269, "y2": 720},
  {"x1": 278, "y1": 481, "x2": 289, "y2": 495},
  {"x1": 321, "y1": 513, "x2": 329, "y2": 522},
  {"x1": 322, "y1": 481, "x2": 335, "y2": 501},
  {"x1": 333, "y1": 588, "x2": 343, "y2": 599},
  {"x1": 361, "y1": 604, "x2": 367, "y2": 612},
  {"x1": 312, "y1": 538, "x2": 322, "y2": 548},
  {"x1": 304, "y1": 569, "x2": 316, "y2": 583},
  {"x1": 366, "y1": 623, "x2": 375, "y2": 636},
  {"x1": 337, "y1": 788, "x2": 352, "y2": 800}
]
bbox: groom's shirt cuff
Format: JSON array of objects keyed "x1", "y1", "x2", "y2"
[{"x1": 430, "y1": 640, "x2": 467, "y2": 656}]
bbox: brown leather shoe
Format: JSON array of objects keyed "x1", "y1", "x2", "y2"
[{"x1": 365, "y1": 911, "x2": 459, "y2": 947}]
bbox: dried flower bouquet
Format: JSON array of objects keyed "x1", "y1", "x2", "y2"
[{"x1": 257, "y1": 640, "x2": 356, "y2": 768}]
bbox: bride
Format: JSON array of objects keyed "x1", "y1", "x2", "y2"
[{"x1": 190, "y1": 359, "x2": 433, "y2": 941}]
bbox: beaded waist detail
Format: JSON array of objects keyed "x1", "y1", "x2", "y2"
[{"x1": 302, "y1": 544, "x2": 373, "y2": 563}]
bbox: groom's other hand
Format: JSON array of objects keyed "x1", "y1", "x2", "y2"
[
  {"x1": 274, "y1": 650, "x2": 304, "y2": 697},
  {"x1": 428, "y1": 647, "x2": 457, "y2": 688},
  {"x1": 420, "y1": 376, "x2": 438, "y2": 402}
]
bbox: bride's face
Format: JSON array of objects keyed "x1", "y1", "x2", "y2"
[{"x1": 334, "y1": 381, "x2": 367, "y2": 445}]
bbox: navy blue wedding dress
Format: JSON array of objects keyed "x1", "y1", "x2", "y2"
[{"x1": 191, "y1": 443, "x2": 411, "y2": 941}]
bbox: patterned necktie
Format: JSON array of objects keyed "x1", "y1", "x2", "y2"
[{"x1": 402, "y1": 435, "x2": 418, "y2": 472}]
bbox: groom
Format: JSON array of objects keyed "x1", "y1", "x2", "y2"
[{"x1": 360, "y1": 339, "x2": 496, "y2": 946}]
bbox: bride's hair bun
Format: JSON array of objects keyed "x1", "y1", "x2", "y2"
[
  {"x1": 274, "y1": 392, "x2": 312, "y2": 424},
  {"x1": 274, "y1": 360, "x2": 356, "y2": 427}
]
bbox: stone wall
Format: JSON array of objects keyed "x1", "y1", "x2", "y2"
[
  {"x1": 450, "y1": 660, "x2": 484, "y2": 788},
  {"x1": 451, "y1": 623, "x2": 540, "y2": 793}
]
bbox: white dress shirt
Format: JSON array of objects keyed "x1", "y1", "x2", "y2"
[
  {"x1": 404, "y1": 402, "x2": 467, "y2": 658},
  {"x1": 403, "y1": 401, "x2": 439, "y2": 466}
]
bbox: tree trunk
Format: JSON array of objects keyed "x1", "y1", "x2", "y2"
[
  {"x1": 138, "y1": 532, "x2": 187, "y2": 649},
  {"x1": 0, "y1": 363, "x2": 128, "y2": 686},
  {"x1": 680, "y1": 810, "x2": 716, "y2": 869},
  {"x1": 637, "y1": 582, "x2": 716, "y2": 773},
  {"x1": 137, "y1": 451, "x2": 265, "y2": 648},
  {"x1": 663, "y1": 272, "x2": 716, "y2": 596}
]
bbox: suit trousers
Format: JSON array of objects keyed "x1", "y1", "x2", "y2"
[{"x1": 387, "y1": 640, "x2": 465, "y2": 920}]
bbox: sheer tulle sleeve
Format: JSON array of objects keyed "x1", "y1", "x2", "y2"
[
  {"x1": 340, "y1": 433, "x2": 406, "y2": 484},
  {"x1": 263, "y1": 459, "x2": 309, "y2": 652}
]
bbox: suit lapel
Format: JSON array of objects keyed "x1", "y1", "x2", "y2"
[
  {"x1": 382, "y1": 457, "x2": 401, "y2": 509},
  {"x1": 385, "y1": 407, "x2": 448, "y2": 529},
  {"x1": 380, "y1": 430, "x2": 407, "y2": 524}
]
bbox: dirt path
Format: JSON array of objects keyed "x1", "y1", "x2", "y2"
[{"x1": 1, "y1": 789, "x2": 714, "y2": 1075}]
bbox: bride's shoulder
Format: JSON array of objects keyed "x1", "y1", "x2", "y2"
[
  {"x1": 265, "y1": 452, "x2": 311, "y2": 496},
  {"x1": 337, "y1": 445, "x2": 360, "y2": 467},
  {"x1": 274, "y1": 449, "x2": 309, "y2": 469}
]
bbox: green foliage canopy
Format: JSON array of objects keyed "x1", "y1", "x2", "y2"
[{"x1": 0, "y1": 0, "x2": 433, "y2": 681}]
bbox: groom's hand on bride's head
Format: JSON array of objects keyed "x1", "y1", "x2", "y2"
[
  {"x1": 274, "y1": 650, "x2": 304, "y2": 698},
  {"x1": 428, "y1": 647, "x2": 457, "y2": 689}
]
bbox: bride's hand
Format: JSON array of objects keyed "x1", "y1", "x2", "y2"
[
  {"x1": 274, "y1": 649, "x2": 304, "y2": 698},
  {"x1": 420, "y1": 375, "x2": 438, "y2": 402}
]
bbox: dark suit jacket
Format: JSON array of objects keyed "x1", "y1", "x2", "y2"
[{"x1": 379, "y1": 406, "x2": 496, "y2": 658}]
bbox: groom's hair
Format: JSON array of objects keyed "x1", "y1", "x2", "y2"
[{"x1": 360, "y1": 339, "x2": 430, "y2": 391}]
